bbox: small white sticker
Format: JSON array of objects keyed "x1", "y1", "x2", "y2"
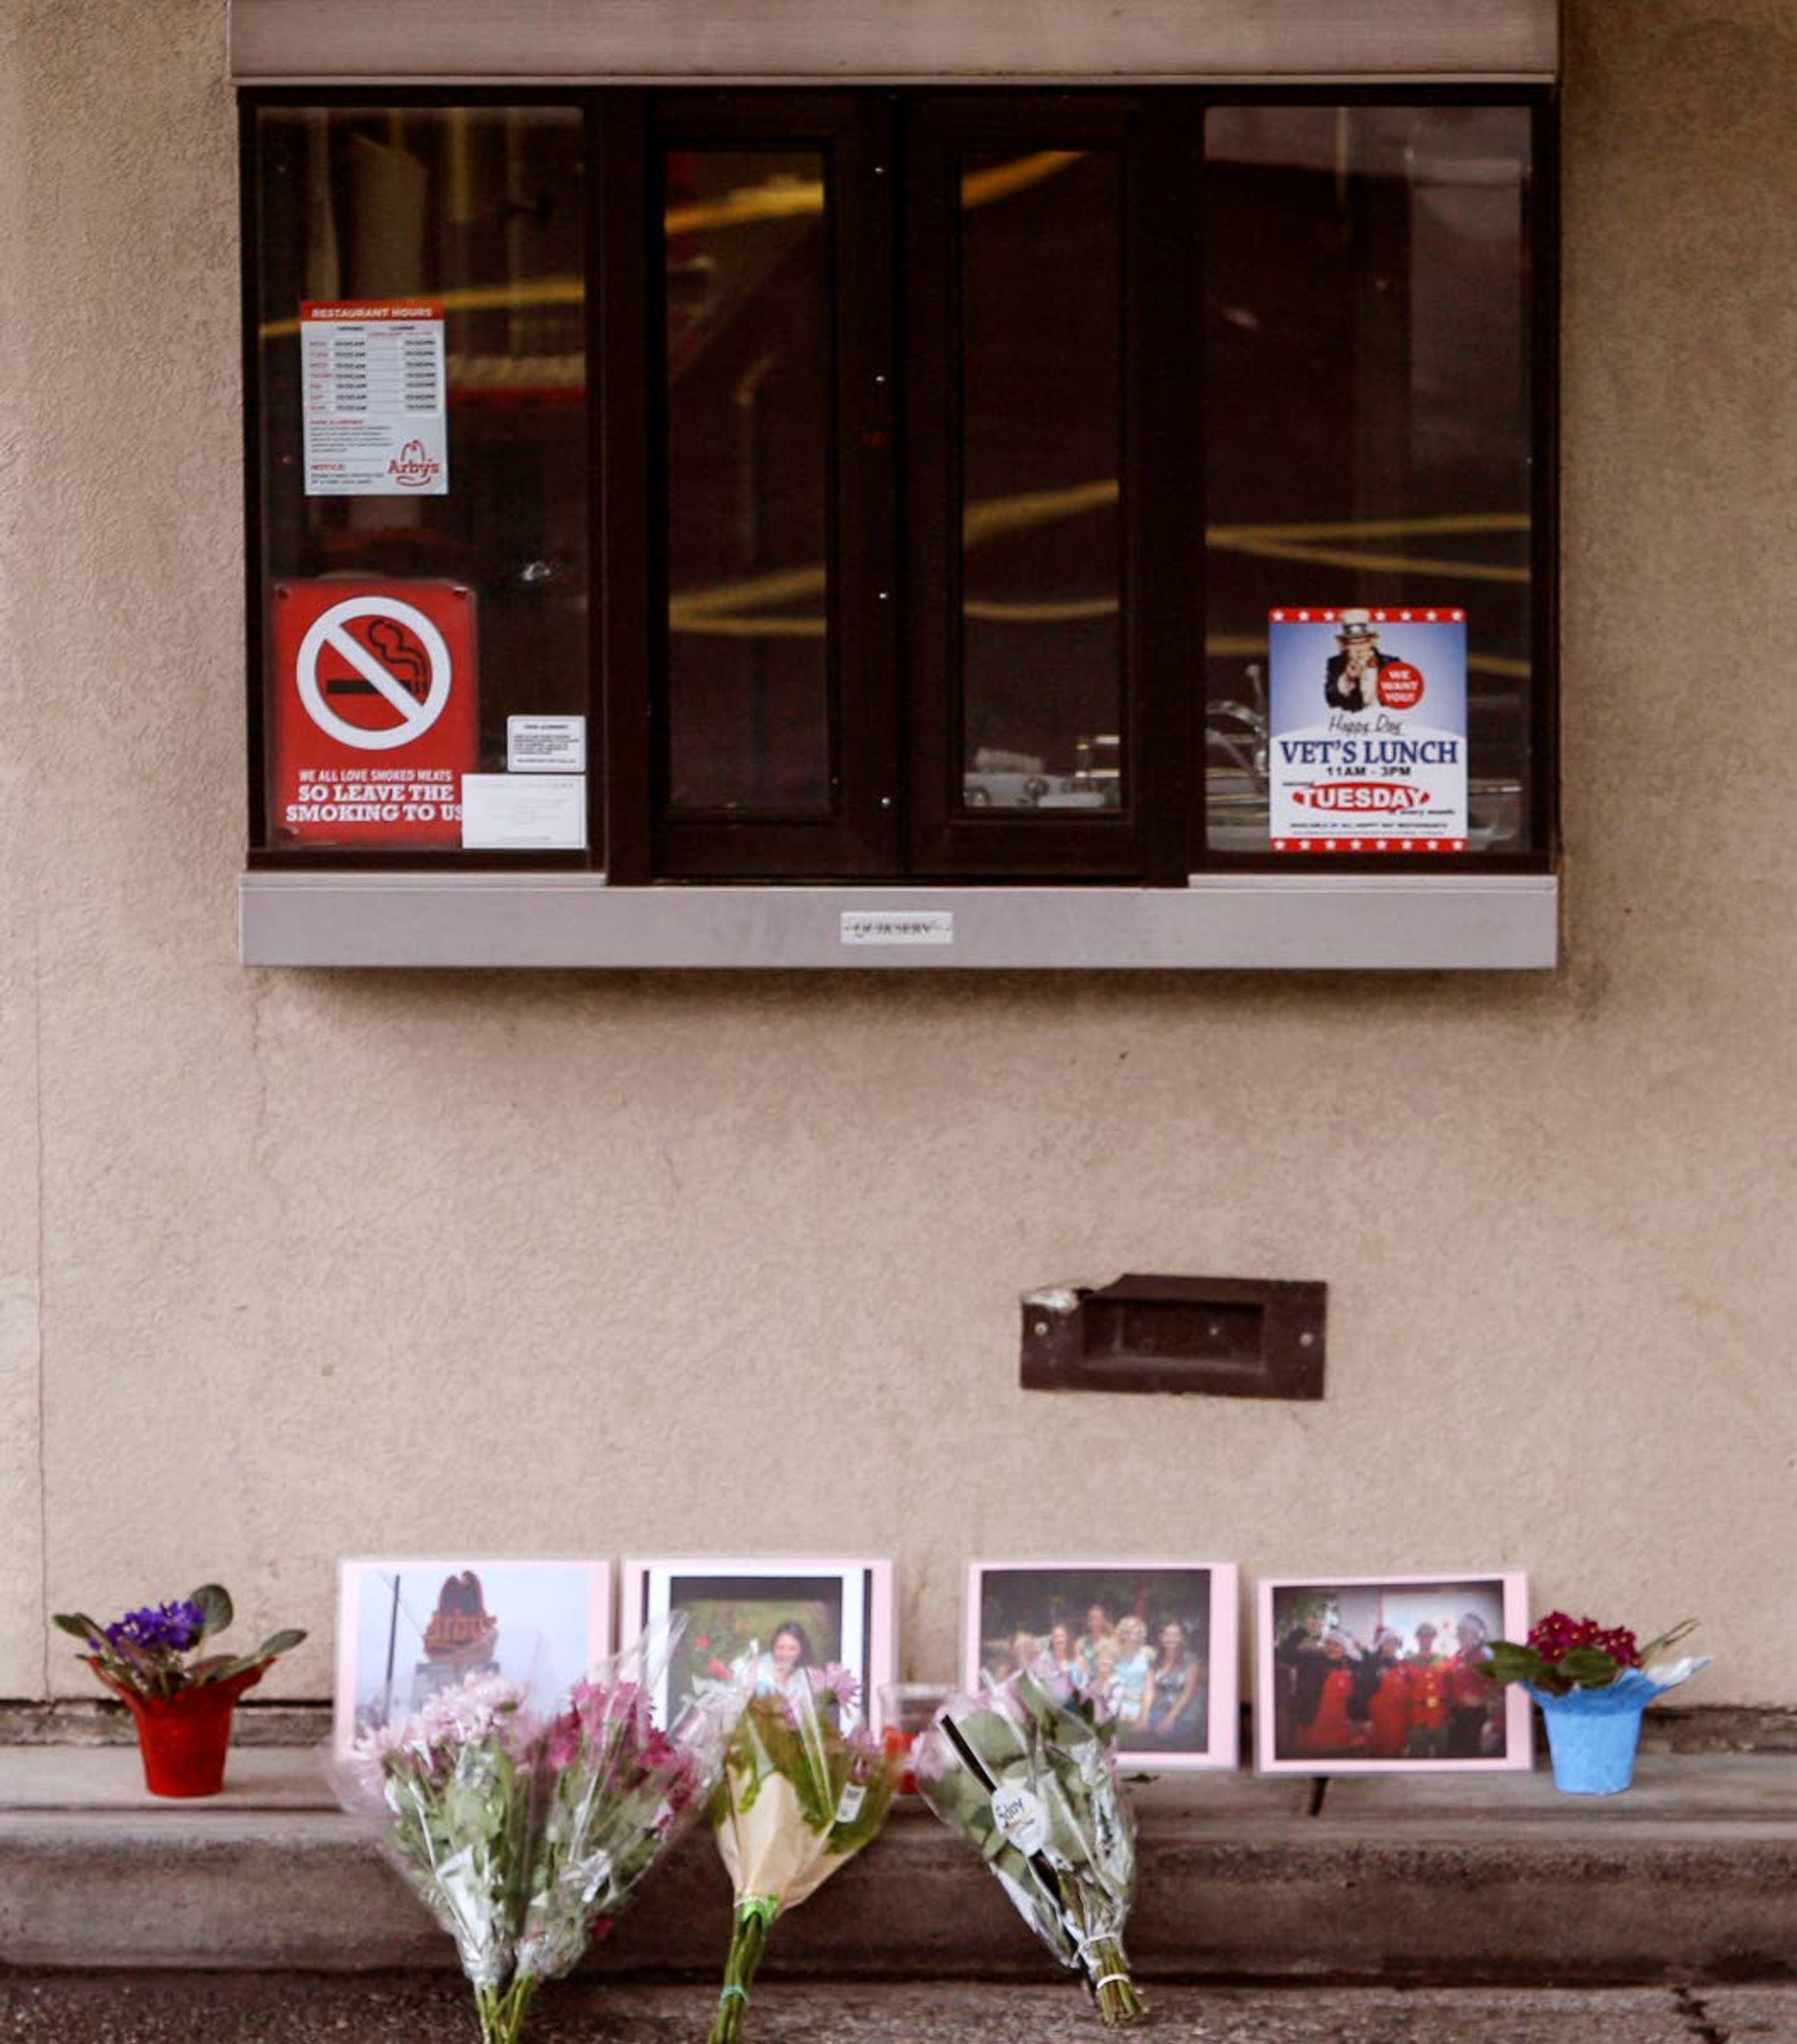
[
  {"x1": 507, "y1": 715, "x2": 587, "y2": 774},
  {"x1": 840, "y1": 911, "x2": 955, "y2": 947},
  {"x1": 989, "y1": 1781, "x2": 1045, "y2": 1855},
  {"x1": 460, "y1": 773, "x2": 586, "y2": 850},
  {"x1": 833, "y1": 1781, "x2": 867, "y2": 1826}
]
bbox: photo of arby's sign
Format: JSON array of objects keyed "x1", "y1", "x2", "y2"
[{"x1": 1267, "y1": 607, "x2": 1469, "y2": 853}]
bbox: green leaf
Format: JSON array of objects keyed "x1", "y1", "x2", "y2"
[
  {"x1": 52, "y1": 1612, "x2": 104, "y2": 1643},
  {"x1": 1482, "y1": 1643, "x2": 1543, "y2": 1687},
  {"x1": 251, "y1": 1628, "x2": 307, "y2": 1660},
  {"x1": 196, "y1": 1653, "x2": 266, "y2": 1683},
  {"x1": 1638, "y1": 1618, "x2": 1699, "y2": 1664},
  {"x1": 189, "y1": 1585, "x2": 234, "y2": 1637},
  {"x1": 1558, "y1": 1647, "x2": 1622, "y2": 1687}
]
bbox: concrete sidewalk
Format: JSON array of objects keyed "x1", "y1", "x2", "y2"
[
  {"x1": 3, "y1": 1745, "x2": 1797, "y2": 1984},
  {"x1": 0, "y1": 1978, "x2": 1792, "y2": 2043}
]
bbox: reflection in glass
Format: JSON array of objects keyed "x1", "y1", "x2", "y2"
[
  {"x1": 1202, "y1": 107, "x2": 1534, "y2": 853},
  {"x1": 255, "y1": 106, "x2": 588, "y2": 851},
  {"x1": 958, "y1": 149, "x2": 1123, "y2": 815},
  {"x1": 663, "y1": 150, "x2": 832, "y2": 815}
]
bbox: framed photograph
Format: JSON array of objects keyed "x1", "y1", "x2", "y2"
[
  {"x1": 334, "y1": 1556, "x2": 612, "y2": 1758},
  {"x1": 963, "y1": 1559, "x2": 1240, "y2": 1771},
  {"x1": 1256, "y1": 1572, "x2": 1531, "y2": 1774},
  {"x1": 620, "y1": 1557, "x2": 895, "y2": 1734}
]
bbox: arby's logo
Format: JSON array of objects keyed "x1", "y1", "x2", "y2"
[{"x1": 388, "y1": 438, "x2": 443, "y2": 489}]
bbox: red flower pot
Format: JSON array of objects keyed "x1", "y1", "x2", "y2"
[{"x1": 93, "y1": 1663, "x2": 266, "y2": 1798}]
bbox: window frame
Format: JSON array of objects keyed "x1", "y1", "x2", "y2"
[
  {"x1": 903, "y1": 93, "x2": 1197, "y2": 884},
  {"x1": 240, "y1": 81, "x2": 1559, "y2": 897},
  {"x1": 633, "y1": 91, "x2": 902, "y2": 880}
]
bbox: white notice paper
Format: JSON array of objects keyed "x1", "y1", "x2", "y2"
[
  {"x1": 507, "y1": 715, "x2": 587, "y2": 773},
  {"x1": 460, "y1": 774, "x2": 586, "y2": 851},
  {"x1": 841, "y1": 911, "x2": 955, "y2": 946},
  {"x1": 302, "y1": 300, "x2": 448, "y2": 497}
]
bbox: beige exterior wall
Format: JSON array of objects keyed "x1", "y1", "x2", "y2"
[{"x1": 1, "y1": 0, "x2": 1793, "y2": 1707}]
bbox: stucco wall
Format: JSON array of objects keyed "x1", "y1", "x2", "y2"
[{"x1": 1, "y1": 0, "x2": 1793, "y2": 1706}]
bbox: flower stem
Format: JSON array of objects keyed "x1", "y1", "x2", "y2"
[
  {"x1": 1082, "y1": 1935, "x2": 1146, "y2": 2026},
  {"x1": 708, "y1": 1896, "x2": 779, "y2": 2044},
  {"x1": 475, "y1": 1977, "x2": 537, "y2": 2044}
]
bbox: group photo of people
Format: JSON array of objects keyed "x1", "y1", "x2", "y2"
[
  {"x1": 1263, "y1": 1576, "x2": 1520, "y2": 1770},
  {"x1": 969, "y1": 1564, "x2": 1227, "y2": 1760}
]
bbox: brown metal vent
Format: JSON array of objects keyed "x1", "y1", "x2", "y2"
[{"x1": 1020, "y1": 1273, "x2": 1325, "y2": 1400}]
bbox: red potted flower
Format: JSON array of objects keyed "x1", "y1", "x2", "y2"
[
  {"x1": 52, "y1": 1585, "x2": 306, "y2": 1798},
  {"x1": 1483, "y1": 1612, "x2": 1708, "y2": 1795}
]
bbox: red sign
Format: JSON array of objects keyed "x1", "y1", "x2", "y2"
[
  {"x1": 269, "y1": 580, "x2": 478, "y2": 846},
  {"x1": 1377, "y1": 662, "x2": 1425, "y2": 712},
  {"x1": 1293, "y1": 781, "x2": 1430, "y2": 811}
]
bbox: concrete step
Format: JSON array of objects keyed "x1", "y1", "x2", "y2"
[
  {"x1": 4, "y1": 1747, "x2": 1797, "y2": 1984},
  {"x1": 2, "y1": 1977, "x2": 1793, "y2": 2044}
]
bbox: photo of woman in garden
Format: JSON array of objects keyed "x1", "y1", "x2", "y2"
[
  {"x1": 719, "y1": 1618, "x2": 814, "y2": 1704},
  {"x1": 622, "y1": 1560, "x2": 896, "y2": 1733}
]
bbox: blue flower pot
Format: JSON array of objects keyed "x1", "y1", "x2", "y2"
[{"x1": 1527, "y1": 1673, "x2": 1658, "y2": 1795}]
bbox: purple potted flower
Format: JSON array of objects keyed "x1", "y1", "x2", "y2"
[{"x1": 52, "y1": 1585, "x2": 305, "y2": 1797}]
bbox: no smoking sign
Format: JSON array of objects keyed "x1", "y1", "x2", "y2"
[{"x1": 270, "y1": 580, "x2": 478, "y2": 846}]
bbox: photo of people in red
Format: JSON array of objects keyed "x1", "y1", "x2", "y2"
[{"x1": 1266, "y1": 1578, "x2": 1515, "y2": 1769}]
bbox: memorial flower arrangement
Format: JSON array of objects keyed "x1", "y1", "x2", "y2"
[
  {"x1": 708, "y1": 1664, "x2": 902, "y2": 2044},
  {"x1": 343, "y1": 1647, "x2": 727, "y2": 2044},
  {"x1": 915, "y1": 1663, "x2": 1144, "y2": 2024},
  {"x1": 1484, "y1": 1611, "x2": 1709, "y2": 1796},
  {"x1": 52, "y1": 1584, "x2": 306, "y2": 1699}
]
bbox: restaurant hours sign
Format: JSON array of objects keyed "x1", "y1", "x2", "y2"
[{"x1": 301, "y1": 300, "x2": 448, "y2": 497}]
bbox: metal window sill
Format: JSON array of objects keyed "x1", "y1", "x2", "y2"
[{"x1": 238, "y1": 870, "x2": 1558, "y2": 970}]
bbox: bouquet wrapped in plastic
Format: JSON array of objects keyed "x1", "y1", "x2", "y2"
[
  {"x1": 708, "y1": 1662, "x2": 902, "y2": 2044},
  {"x1": 915, "y1": 1663, "x2": 1145, "y2": 2024},
  {"x1": 340, "y1": 1626, "x2": 727, "y2": 2044}
]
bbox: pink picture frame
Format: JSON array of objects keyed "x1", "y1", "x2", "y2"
[
  {"x1": 963, "y1": 1558, "x2": 1241, "y2": 1771},
  {"x1": 333, "y1": 1555, "x2": 612, "y2": 1759},
  {"x1": 1255, "y1": 1571, "x2": 1533, "y2": 1774}
]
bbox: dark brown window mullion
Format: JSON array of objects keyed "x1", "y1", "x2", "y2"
[
  {"x1": 598, "y1": 91, "x2": 654, "y2": 883},
  {"x1": 906, "y1": 94, "x2": 1149, "y2": 880},
  {"x1": 651, "y1": 93, "x2": 898, "y2": 879},
  {"x1": 1527, "y1": 93, "x2": 1560, "y2": 862},
  {"x1": 1134, "y1": 96, "x2": 1202, "y2": 885}
]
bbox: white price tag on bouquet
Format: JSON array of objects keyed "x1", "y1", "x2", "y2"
[
  {"x1": 989, "y1": 1781, "x2": 1046, "y2": 1855},
  {"x1": 833, "y1": 1781, "x2": 867, "y2": 1826}
]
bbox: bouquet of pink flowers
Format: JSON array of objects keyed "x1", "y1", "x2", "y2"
[
  {"x1": 708, "y1": 1663, "x2": 901, "y2": 2044},
  {"x1": 343, "y1": 1636, "x2": 726, "y2": 2044}
]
